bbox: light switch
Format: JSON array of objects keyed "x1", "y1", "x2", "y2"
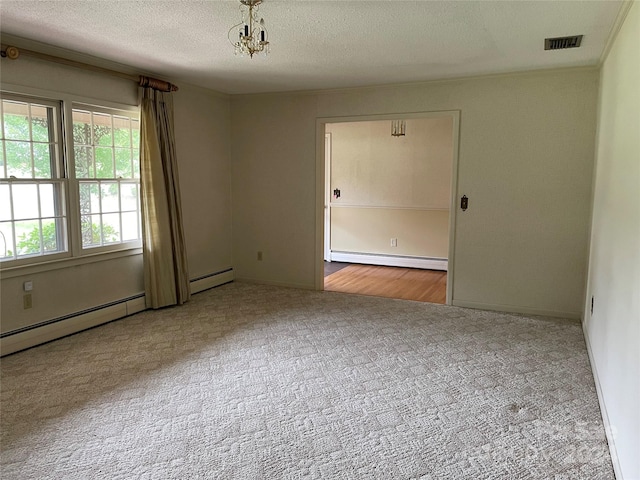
[{"x1": 24, "y1": 281, "x2": 33, "y2": 292}]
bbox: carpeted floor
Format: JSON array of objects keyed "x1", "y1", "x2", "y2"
[{"x1": 0, "y1": 283, "x2": 614, "y2": 479}]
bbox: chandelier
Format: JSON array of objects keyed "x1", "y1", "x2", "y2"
[
  {"x1": 391, "y1": 120, "x2": 406, "y2": 137},
  {"x1": 228, "y1": 0, "x2": 270, "y2": 58}
]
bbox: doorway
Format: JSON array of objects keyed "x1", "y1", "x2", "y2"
[{"x1": 315, "y1": 112, "x2": 460, "y2": 305}]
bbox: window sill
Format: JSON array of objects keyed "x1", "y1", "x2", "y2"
[{"x1": 0, "y1": 247, "x2": 143, "y2": 279}]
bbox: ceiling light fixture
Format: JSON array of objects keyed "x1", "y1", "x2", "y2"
[
  {"x1": 228, "y1": 0, "x2": 270, "y2": 58},
  {"x1": 391, "y1": 120, "x2": 406, "y2": 137}
]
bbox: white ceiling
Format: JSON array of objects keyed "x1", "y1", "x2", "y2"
[{"x1": 0, "y1": 0, "x2": 624, "y2": 95}]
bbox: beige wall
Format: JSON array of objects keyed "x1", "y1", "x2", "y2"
[
  {"x1": 327, "y1": 118, "x2": 452, "y2": 259},
  {"x1": 174, "y1": 86, "x2": 233, "y2": 279},
  {"x1": 332, "y1": 208, "x2": 449, "y2": 258},
  {"x1": 328, "y1": 118, "x2": 453, "y2": 208},
  {"x1": 231, "y1": 68, "x2": 598, "y2": 317},
  {"x1": 231, "y1": 94, "x2": 318, "y2": 288},
  {"x1": 583, "y1": 3, "x2": 640, "y2": 479},
  {"x1": 0, "y1": 43, "x2": 232, "y2": 335}
]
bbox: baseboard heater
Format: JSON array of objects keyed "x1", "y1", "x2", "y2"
[
  {"x1": 329, "y1": 252, "x2": 448, "y2": 271},
  {"x1": 0, "y1": 268, "x2": 234, "y2": 357}
]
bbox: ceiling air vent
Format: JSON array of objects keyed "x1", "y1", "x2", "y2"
[{"x1": 545, "y1": 35, "x2": 583, "y2": 50}]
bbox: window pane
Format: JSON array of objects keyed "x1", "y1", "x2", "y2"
[
  {"x1": 39, "y1": 183, "x2": 56, "y2": 218},
  {"x1": 3, "y1": 101, "x2": 30, "y2": 141},
  {"x1": 15, "y1": 220, "x2": 41, "y2": 255},
  {"x1": 132, "y1": 153, "x2": 140, "y2": 179},
  {"x1": 0, "y1": 184, "x2": 11, "y2": 221},
  {"x1": 113, "y1": 116, "x2": 131, "y2": 147},
  {"x1": 120, "y1": 183, "x2": 138, "y2": 211},
  {"x1": 33, "y1": 143, "x2": 53, "y2": 178},
  {"x1": 90, "y1": 183, "x2": 101, "y2": 214},
  {"x1": 82, "y1": 214, "x2": 102, "y2": 247},
  {"x1": 5, "y1": 141, "x2": 32, "y2": 178},
  {"x1": 74, "y1": 145, "x2": 94, "y2": 178},
  {"x1": 131, "y1": 119, "x2": 140, "y2": 149},
  {"x1": 79, "y1": 182, "x2": 100, "y2": 215},
  {"x1": 115, "y1": 149, "x2": 132, "y2": 178},
  {"x1": 102, "y1": 213, "x2": 120, "y2": 243},
  {"x1": 12, "y1": 184, "x2": 39, "y2": 219},
  {"x1": 121, "y1": 212, "x2": 139, "y2": 241},
  {"x1": 0, "y1": 221, "x2": 15, "y2": 259},
  {"x1": 30, "y1": 105, "x2": 50, "y2": 143},
  {"x1": 42, "y1": 218, "x2": 64, "y2": 253},
  {"x1": 95, "y1": 147, "x2": 114, "y2": 178},
  {"x1": 93, "y1": 113, "x2": 112, "y2": 146},
  {"x1": 73, "y1": 110, "x2": 91, "y2": 145},
  {"x1": 101, "y1": 183, "x2": 119, "y2": 213}
]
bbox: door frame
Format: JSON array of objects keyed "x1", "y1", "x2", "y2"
[
  {"x1": 324, "y1": 133, "x2": 332, "y2": 261},
  {"x1": 314, "y1": 111, "x2": 461, "y2": 305}
]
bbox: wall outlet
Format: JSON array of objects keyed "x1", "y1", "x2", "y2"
[
  {"x1": 391, "y1": 238, "x2": 398, "y2": 247},
  {"x1": 24, "y1": 281, "x2": 33, "y2": 292},
  {"x1": 257, "y1": 251, "x2": 263, "y2": 261},
  {"x1": 23, "y1": 293, "x2": 32, "y2": 309}
]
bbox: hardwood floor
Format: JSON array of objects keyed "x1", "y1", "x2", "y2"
[{"x1": 324, "y1": 264, "x2": 447, "y2": 304}]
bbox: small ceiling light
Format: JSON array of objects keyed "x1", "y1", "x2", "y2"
[
  {"x1": 391, "y1": 120, "x2": 406, "y2": 137},
  {"x1": 229, "y1": 0, "x2": 270, "y2": 58}
]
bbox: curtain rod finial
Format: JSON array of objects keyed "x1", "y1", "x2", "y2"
[{"x1": 1, "y1": 45, "x2": 20, "y2": 60}]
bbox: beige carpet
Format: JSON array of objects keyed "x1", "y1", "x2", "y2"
[{"x1": 1, "y1": 283, "x2": 614, "y2": 479}]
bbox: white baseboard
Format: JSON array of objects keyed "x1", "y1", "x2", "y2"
[
  {"x1": 582, "y1": 324, "x2": 624, "y2": 480},
  {"x1": 1, "y1": 301, "x2": 131, "y2": 357},
  {"x1": 190, "y1": 269, "x2": 234, "y2": 294},
  {"x1": 1, "y1": 269, "x2": 235, "y2": 357},
  {"x1": 126, "y1": 296, "x2": 146, "y2": 316},
  {"x1": 329, "y1": 252, "x2": 448, "y2": 271},
  {"x1": 452, "y1": 300, "x2": 581, "y2": 320}
]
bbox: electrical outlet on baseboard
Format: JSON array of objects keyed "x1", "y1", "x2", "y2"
[{"x1": 391, "y1": 238, "x2": 398, "y2": 247}]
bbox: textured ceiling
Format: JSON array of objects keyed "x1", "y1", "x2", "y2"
[{"x1": 0, "y1": 1, "x2": 624, "y2": 94}]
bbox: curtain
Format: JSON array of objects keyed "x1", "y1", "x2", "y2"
[{"x1": 139, "y1": 87, "x2": 190, "y2": 309}]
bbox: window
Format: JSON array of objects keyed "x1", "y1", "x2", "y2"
[
  {"x1": 72, "y1": 106, "x2": 141, "y2": 249},
  {"x1": 0, "y1": 92, "x2": 141, "y2": 267},
  {"x1": 0, "y1": 96, "x2": 66, "y2": 261}
]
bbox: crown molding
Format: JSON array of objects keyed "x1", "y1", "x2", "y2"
[{"x1": 599, "y1": 0, "x2": 635, "y2": 66}]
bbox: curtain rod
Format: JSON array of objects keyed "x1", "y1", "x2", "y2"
[{"x1": 1, "y1": 45, "x2": 178, "y2": 92}]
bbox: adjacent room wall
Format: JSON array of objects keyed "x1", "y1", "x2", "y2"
[
  {"x1": 328, "y1": 118, "x2": 452, "y2": 260},
  {"x1": 0, "y1": 41, "x2": 232, "y2": 344},
  {"x1": 583, "y1": 3, "x2": 640, "y2": 479},
  {"x1": 331, "y1": 208, "x2": 449, "y2": 259},
  {"x1": 231, "y1": 68, "x2": 598, "y2": 317}
]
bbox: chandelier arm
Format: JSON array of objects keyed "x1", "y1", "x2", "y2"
[{"x1": 228, "y1": 21, "x2": 245, "y2": 47}]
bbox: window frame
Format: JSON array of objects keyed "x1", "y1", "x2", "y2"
[
  {"x1": 0, "y1": 93, "x2": 70, "y2": 267},
  {"x1": 69, "y1": 102, "x2": 142, "y2": 256},
  {"x1": 0, "y1": 86, "x2": 142, "y2": 274}
]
